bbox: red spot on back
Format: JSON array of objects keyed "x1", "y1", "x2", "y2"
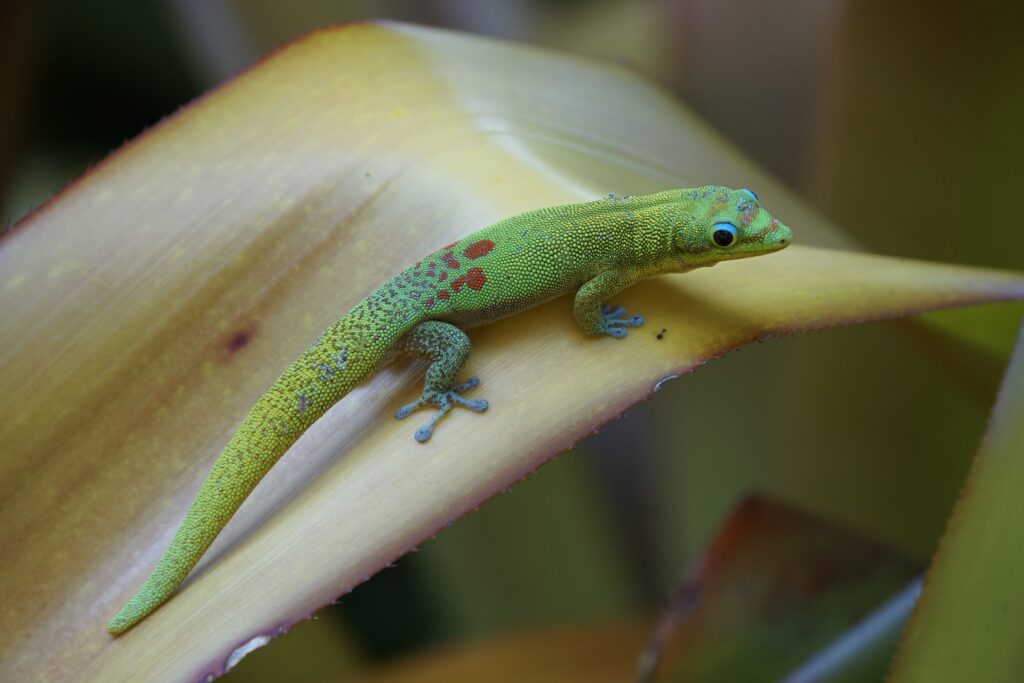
[
  {"x1": 451, "y1": 277, "x2": 465, "y2": 293},
  {"x1": 465, "y1": 267, "x2": 486, "y2": 290},
  {"x1": 464, "y1": 239, "x2": 495, "y2": 259},
  {"x1": 438, "y1": 271, "x2": 448, "y2": 282},
  {"x1": 424, "y1": 298, "x2": 435, "y2": 308},
  {"x1": 437, "y1": 290, "x2": 451, "y2": 300}
]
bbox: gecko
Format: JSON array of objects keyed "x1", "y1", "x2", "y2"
[{"x1": 107, "y1": 186, "x2": 792, "y2": 635}]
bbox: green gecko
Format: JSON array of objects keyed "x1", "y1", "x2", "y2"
[{"x1": 107, "y1": 186, "x2": 792, "y2": 635}]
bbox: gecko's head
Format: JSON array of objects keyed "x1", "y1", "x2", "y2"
[{"x1": 672, "y1": 186, "x2": 792, "y2": 265}]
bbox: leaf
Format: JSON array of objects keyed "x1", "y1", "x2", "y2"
[
  {"x1": 888, "y1": 323, "x2": 1024, "y2": 682},
  {"x1": 642, "y1": 497, "x2": 920, "y2": 682},
  {"x1": 1, "y1": 22, "x2": 1022, "y2": 682}
]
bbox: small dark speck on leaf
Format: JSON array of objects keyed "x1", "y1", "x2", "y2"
[
  {"x1": 226, "y1": 331, "x2": 252, "y2": 353},
  {"x1": 656, "y1": 328, "x2": 667, "y2": 340},
  {"x1": 220, "y1": 324, "x2": 260, "y2": 361}
]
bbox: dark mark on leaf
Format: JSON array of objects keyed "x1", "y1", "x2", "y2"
[
  {"x1": 220, "y1": 325, "x2": 260, "y2": 361},
  {"x1": 227, "y1": 331, "x2": 251, "y2": 352}
]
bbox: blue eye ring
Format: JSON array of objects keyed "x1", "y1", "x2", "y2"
[
  {"x1": 712, "y1": 223, "x2": 737, "y2": 247},
  {"x1": 740, "y1": 189, "x2": 758, "y2": 202}
]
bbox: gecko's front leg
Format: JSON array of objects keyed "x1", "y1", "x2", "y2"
[
  {"x1": 574, "y1": 270, "x2": 644, "y2": 338},
  {"x1": 393, "y1": 321, "x2": 488, "y2": 442}
]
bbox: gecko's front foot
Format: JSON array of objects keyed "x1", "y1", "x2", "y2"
[
  {"x1": 599, "y1": 304, "x2": 644, "y2": 338},
  {"x1": 395, "y1": 377, "x2": 489, "y2": 442}
]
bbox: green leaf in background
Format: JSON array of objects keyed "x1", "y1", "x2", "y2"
[{"x1": 890, "y1": 323, "x2": 1024, "y2": 682}]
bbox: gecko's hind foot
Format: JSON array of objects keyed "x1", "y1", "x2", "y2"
[
  {"x1": 600, "y1": 304, "x2": 644, "y2": 338},
  {"x1": 395, "y1": 376, "x2": 489, "y2": 442}
]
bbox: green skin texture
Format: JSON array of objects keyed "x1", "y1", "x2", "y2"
[{"x1": 107, "y1": 186, "x2": 792, "y2": 635}]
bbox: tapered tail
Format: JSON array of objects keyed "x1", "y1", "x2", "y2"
[{"x1": 107, "y1": 311, "x2": 406, "y2": 635}]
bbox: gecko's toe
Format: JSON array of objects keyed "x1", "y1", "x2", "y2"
[
  {"x1": 395, "y1": 400, "x2": 423, "y2": 419},
  {"x1": 456, "y1": 397, "x2": 489, "y2": 412}
]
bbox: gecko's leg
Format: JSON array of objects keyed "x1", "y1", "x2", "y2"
[
  {"x1": 393, "y1": 321, "x2": 488, "y2": 442},
  {"x1": 575, "y1": 270, "x2": 644, "y2": 338}
]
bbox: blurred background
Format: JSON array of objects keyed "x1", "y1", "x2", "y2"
[{"x1": 4, "y1": 1, "x2": 1023, "y2": 680}]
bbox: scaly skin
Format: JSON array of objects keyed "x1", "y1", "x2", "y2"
[{"x1": 107, "y1": 186, "x2": 792, "y2": 635}]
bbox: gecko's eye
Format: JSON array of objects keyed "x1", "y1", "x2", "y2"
[
  {"x1": 711, "y1": 223, "x2": 737, "y2": 247},
  {"x1": 740, "y1": 189, "x2": 758, "y2": 202}
]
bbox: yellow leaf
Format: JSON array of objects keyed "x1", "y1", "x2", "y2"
[{"x1": 1, "y1": 22, "x2": 1021, "y2": 682}]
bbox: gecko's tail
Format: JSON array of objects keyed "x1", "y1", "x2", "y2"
[{"x1": 107, "y1": 311, "x2": 407, "y2": 636}]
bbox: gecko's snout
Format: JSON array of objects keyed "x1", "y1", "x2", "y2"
[{"x1": 773, "y1": 222, "x2": 793, "y2": 248}]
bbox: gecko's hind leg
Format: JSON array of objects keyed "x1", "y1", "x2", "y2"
[{"x1": 393, "y1": 321, "x2": 488, "y2": 442}]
